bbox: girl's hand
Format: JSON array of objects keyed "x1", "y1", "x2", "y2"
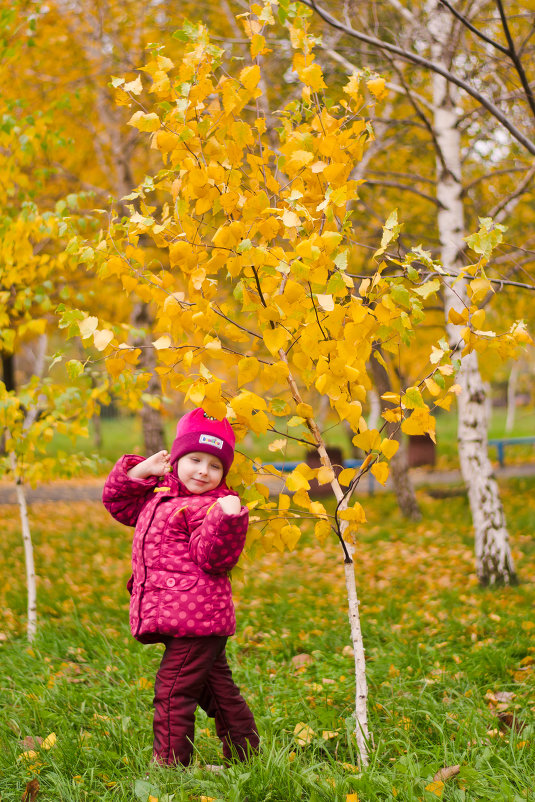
[
  {"x1": 217, "y1": 495, "x2": 242, "y2": 515},
  {"x1": 127, "y1": 450, "x2": 171, "y2": 479}
]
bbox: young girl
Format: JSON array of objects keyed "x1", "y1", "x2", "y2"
[{"x1": 103, "y1": 408, "x2": 259, "y2": 767}]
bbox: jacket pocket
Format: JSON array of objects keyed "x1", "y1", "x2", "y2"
[{"x1": 151, "y1": 569, "x2": 199, "y2": 592}]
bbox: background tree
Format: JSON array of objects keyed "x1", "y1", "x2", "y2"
[{"x1": 294, "y1": 0, "x2": 535, "y2": 584}]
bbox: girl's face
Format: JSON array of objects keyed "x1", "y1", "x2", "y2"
[{"x1": 176, "y1": 451, "x2": 224, "y2": 493}]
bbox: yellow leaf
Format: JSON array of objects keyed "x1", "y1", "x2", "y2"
[
  {"x1": 448, "y1": 307, "x2": 468, "y2": 325},
  {"x1": 281, "y1": 209, "x2": 301, "y2": 228},
  {"x1": 315, "y1": 519, "x2": 331, "y2": 544},
  {"x1": 123, "y1": 75, "x2": 143, "y2": 94},
  {"x1": 238, "y1": 356, "x2": 260, "y2": 387},
  {"x1": 316, "y1": 294, "x2": 335, "y2": 311},
  {"x1": 469, "y1": 277, "x2": 493, "y2": 304},
  {"x1": 425, "y1": 780, "x2": 445, "y2": 798},
  {"x1": 366, "y1": 76, "x2": 387, "y2": 99},
  {"x1": 239, "y1": 64, "x2": 261, "y2": 92},
  {"x1": 42, "y1": 732, "x2": 57, "y2": 750},
  {"x1": 127, "y1": 110, "x2": 160, "y2": 132},
  {"x1": 288, "y1": 150, "x2": 314, "y2": 169},
  {"x1": 138, "y1": 677, "x2": 152, "y2": 689},
  {"x1": 317, "y1": 466, "x2": 335, "y2": 485},
  {"x1": 93, "y1": 329, "x2": 114, "y2": 351},
  {"x1": 268, "y1": 438, "x2": 287, "y2": 452},
  {"x1": 79, "y1": 316, "x2": 98, "y2": 339},
  {"x1": 471, "y1": 309, "x2": 485, "y2": 328},
  {"x1": 339, "y1": 503, "x2": 366, "y2": 523},
  {"x1": 106, "y1": 357, "x2": 126, "y2": 378},
  {"x1": 338, "y1": 467, "x2": 357, "y2": 487},
  {"x1": 299, "y1": 63, "x2": 326, "y2": 91},
  {"x1": 286, "y1": 471, "x2": 310, "y2": 492},
  {"x1": 148, "y1": 797, "x2": 158, "y2": 802},
  {"x1": 352, "y1": 429, "x2": 381, "y2": 452},
  {"x1": 322, "y1": 730, "x2": 339, "y2": 740},
  {"x1": 294, "y1": 722, "x2": 315, "y2": 745},
  {"x1": 346, "y1": 794, "x2": 360, "y2": 802},
  {"x1": 263, "y1": 327, "x2": 290, "y2": 355},
  {"x1": 401, "y1": 408, "x2": 436, "y2": 440},
  {"x1": 424, "y1": 377, "x2": 441, "y2": 397},
  {"x1": 296, "y1": 402, "x2": 313, "y2": 418},
  {"x1": 153, "y1": 335, "x2": 172, "y2": 350},
  {"x1": 371, "y1": 462, "x2": 389, "y2": 485},
  {"x1": 380, "y1": 439, "x2": 399, "y2": 459},
  {"x1": 278, "y1": 494, "x2": 291, "y2": 511},
  {"x1": 280, "y1": 524, "x2": 301, "y2": 550}
]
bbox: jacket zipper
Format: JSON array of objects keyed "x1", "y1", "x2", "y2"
[{"x1": 134, "y1": 498, "x2": 162, "y2": 638}]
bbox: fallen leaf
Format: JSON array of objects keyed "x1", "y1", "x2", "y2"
[
  {"x1": 497, "y1": 711, "x2": 526, "y2": 733},
  {"x1": 293, "y1": 722, "x2": 315, "y2": 745},
  {"x1": 290, "y1": 653, "x2": 313, "y2": 670},
  {"x1": 41, "y1": 732, "x2": 56, "y2": 750},
  {"x1": 19, "y1": 736, "x2": 43, "y2": 750},
  {"x1": 425, "y1": 780, "x2": 444, "y2": 797},
  {"x1": 432, "y1": 765, "x2": 460, "y2": 782},
  {"x1": 22, "y1": 778, "x2": 40, "y2": 802}
]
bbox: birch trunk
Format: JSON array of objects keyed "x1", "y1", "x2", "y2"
[
  {"x1": 370, "y1": 352, "x2": 421, "y2": 520},
  {"x1": 429, "y1": 1, "x2": 516, "y2": 584},
  {"x1": 9, "y1": 451, "x2": 37, "y2": 642},
  {"x1": 505, "y1": 363, "x2": 519, "y2": 434},
  {"x1": 131, "y1": 301, "x2": 167, "y2": 455},
  {"x1": 279, "y1": 352, "x2": 370, "y2": 765}
]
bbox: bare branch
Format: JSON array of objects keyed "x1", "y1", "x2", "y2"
[
  {"x1": 437, "y1": 0, "x2": 509, "y2": 55},
  {"x1": 364, "y1": 179, "x2": 444, "y2": 207},
  {"x1": 298, "y1": 0, "x2": 535, "y2": 155},
  {"x1": 494, "y1": 0, "x2": 535, "y2": 120}
]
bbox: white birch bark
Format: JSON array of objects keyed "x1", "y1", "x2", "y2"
[
  {"x1": 279, "y1": 352, "x2": 370, "y2": 765},
  {"x1": 428, "y1": 1, "x2": 516, "y2": 584},
  {"x1": 9, "y1": 450, "x2": 37, "y2": 642},
  {"x1": 505, "y1": 362, "x2": 519, "y2": 433}
]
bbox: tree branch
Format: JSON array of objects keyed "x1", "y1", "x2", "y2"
[
  {"x1": 494, "y1": 0, "x2": 535, "y2": 120},
  {"x1": 437, "y1": 0, "x2": 509, "y2": 55},
  {"x1": 298, "y1": 0, "x2": 535, "y2": 155}
]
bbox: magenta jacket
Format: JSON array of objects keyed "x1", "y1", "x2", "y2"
[{"x1": 102, "y1": 455, "x2": 249, "y2": 643}]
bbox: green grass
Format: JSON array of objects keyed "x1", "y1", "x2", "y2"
[{"x1": 1, "y1": 478, "x2": 535, "y2": 799}]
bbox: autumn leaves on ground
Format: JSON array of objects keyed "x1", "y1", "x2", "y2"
[{"x1": 1, "y1": 477, "x2": 534, "y2": 801}]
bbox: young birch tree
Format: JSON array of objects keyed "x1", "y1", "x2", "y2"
[{"x1": 73, "y1": 2, "x2": 529, "y2": 763}]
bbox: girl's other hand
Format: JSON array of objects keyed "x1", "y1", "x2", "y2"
[{"x1": 217, "y1": 496, "x2": 242, "y2": 515}]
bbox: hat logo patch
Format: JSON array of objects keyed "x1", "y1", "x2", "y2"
[{"x1": 199, "y1": 434, "x2": 224, "y2": 449}]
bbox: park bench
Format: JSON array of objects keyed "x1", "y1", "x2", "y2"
[{"x1": 488, "y1": 436, "x2": 535, "y2": 467}]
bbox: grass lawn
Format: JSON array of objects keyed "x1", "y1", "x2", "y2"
[{"x1": 1, "y1": 477, "x2": 535, "y2": 800}]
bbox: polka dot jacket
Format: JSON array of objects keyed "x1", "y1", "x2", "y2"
[{"x1": 103, "y1": 455, "x2": 249, "y2": 643}]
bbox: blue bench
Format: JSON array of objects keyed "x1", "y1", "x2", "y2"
[{"x1": 488, "y1": 436, "x2": 535, "y2": 467}]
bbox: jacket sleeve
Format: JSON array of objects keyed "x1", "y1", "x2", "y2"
[
  {"x1": 188, "y1": 501, "x2": 249, "y2": 574},
  {"x1": 102, "y1": 455, "x2": 159, "y2": 526}
]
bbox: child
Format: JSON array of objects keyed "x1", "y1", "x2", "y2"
[{"x1": 103, "y1": 407, "x2": 259, "y2": 767}]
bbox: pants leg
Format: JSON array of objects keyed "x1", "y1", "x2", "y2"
[
  {"x1": 152, "y1": 635, "x2": 227, "y2": 766},
  {"x1": 198, "y1": 647, "x2": 259, "y2": 762}
]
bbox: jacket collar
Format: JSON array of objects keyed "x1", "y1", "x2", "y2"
[{"x1": 157, "y1": 472, "x2": 230, "y2": 498}]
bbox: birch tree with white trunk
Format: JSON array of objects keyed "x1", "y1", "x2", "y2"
[{"x1": 299, "y1": 0, "x2": 534, "y2": 583}]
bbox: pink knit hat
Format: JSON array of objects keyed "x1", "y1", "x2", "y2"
[{"x1": 170, "y1": 408, "x2": 235, "y2": 476}]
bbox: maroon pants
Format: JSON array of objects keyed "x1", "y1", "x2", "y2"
[{"x1": 152, "y1": 635, "x2": 259, "y2": 766}]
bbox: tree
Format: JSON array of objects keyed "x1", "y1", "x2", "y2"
[
  {"x1": 70, "y1": 3, "x2": 530, "y2": 762},
  {"x1": 296, "y1": 0, "x2": 535, "y2": 584}
]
